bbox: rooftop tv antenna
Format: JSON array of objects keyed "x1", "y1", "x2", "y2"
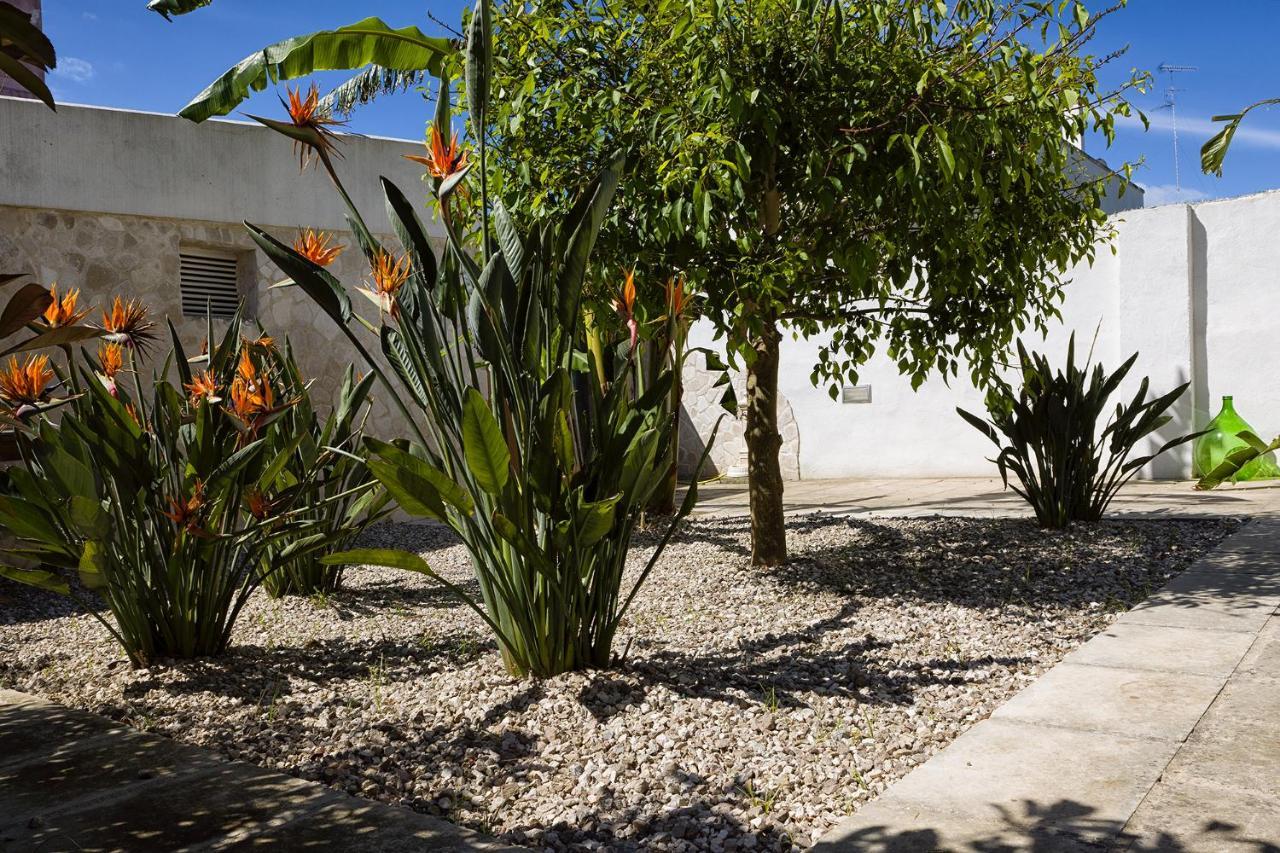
[{"x1": 1156, "y1": 63, "x2": 1199, "y2": 192}]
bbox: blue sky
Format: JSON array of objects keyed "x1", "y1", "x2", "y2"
[{"x1": 44, "y1": 0, "x2": 1280, "y2": 206}]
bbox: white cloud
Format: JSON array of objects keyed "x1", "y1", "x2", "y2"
[
  {"x1": 52, "y1": 57, "x2": 94, "y2": 84},
  {"x1": 1119, "y1": 112, "x2": 1280, "y2": 150},
  {"x1": 1137, "y1": 183, "x2": 1209, "y2": 206},
  {"x1": 82, "y1": 11, "x2": 98, "y2": 20}
]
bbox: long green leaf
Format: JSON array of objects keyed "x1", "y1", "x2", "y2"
[
  {"x1": 1, "y1": 325, "x2": 100, "y2": 357},
  {"x1": 0, "y1": 565, "x2": 69, "y2": 594},
  {"x1": 462, "y1": 387, "x2": 510, "y2": 494},
  {"x1": 179, "y1": 18, "x2": 455, "y2": 122},
  {"x1": 0, "y1": 282, "x2": 51, "y2": 339},
  {"x1": 246, "y1": 223, "x2": 352, "y2": 324},
  {"x1": 146, "y1": 0, "x2": 214, "y2": 20}
]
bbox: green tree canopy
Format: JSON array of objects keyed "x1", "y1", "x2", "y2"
[{"x1": 483, "y1": 0, "x2": 1142, "y2": 564}]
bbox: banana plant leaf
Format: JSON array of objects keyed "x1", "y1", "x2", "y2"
[
  {"x1": 179, "y1": 18, "x2": 455, "y2": 122},
  {"x1": 1202, "y1": 98, "x2": 1280, "y2": 177},
  {"x1": 146, "y1": 0, "x2": 213, "y2": 20}
]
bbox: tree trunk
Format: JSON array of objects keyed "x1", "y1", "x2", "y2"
[
  {"x1": 746, "y1": 321, "x2": 786, "y2": 566},
  {"x1": 647, "y1": 342, "x2": 680, "y2": 515}
]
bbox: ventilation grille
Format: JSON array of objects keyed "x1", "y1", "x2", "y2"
[{"x1": 180, "y1": 251, "x2": 240, "y2": 319}]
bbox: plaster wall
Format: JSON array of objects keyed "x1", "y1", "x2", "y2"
[
  {"x1": 683, "y1": 189, "x2": 1280, "y2": 481},
  {"x1": 0, "y1": 97, "x2": 429, "y2": 233}
]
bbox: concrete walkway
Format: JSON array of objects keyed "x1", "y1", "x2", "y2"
[
  {"x1": 693, "y1": 476, "x2": 1280, "y2": 519},
  {"x1": 809, "y1": 506, "x2": 1280, "y2": 851},
  {"x1": 0, "y1": 690, "x2": 519, "y2": 852}
]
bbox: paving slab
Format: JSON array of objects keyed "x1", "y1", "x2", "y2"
[
  {"x1": 2, "y1": 760, "x2": 338, "y2": 853},
  {"x1": 0, "y1": 692, "x2": 128, "y2": 766},
  {"x1": 988, "y1": 662, "x2": 1225, "y2": 742},
  {"x1": 819, "y1": 718, "x2": 1181, "y2": 848},
  {"x1": 1058, "y1": 622, "x2": 1256, "y2": 677},
  {"x1": 1156, "y1": 676, "x2": 1280, "y2": 799},
  {"x1": 1236, "y1": 615, "x2": 1280, "y2": 682},
  {"x1": 0, "y1": 727, "x2": 220, "y2": 823},
  {"x1": 816, "y1": 509, "x2": 1280, "y2": 852},
  {"x1": 1117, "y1": 569, "x2": 1280, "y2": 633},
  {"x1": 1118, "y1": 780, "x2": 1280, "y2": 853},
  {"x1": 812, "y1": 797, "x2": 1115, "y2": 852}
]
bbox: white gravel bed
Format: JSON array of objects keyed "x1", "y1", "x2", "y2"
[{"x1": 0, "y1": 514, "x2": 1240, "y2": 851}]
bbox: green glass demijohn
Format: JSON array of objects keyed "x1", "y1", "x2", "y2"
[{"x1": 1193, "y1": 396, "x2": 1280, "y2": 481}]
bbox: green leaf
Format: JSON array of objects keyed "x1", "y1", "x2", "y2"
[
  {"x1": 462, "y1": 388, "x2": 510, "y2": 494},
  {"x1": 179, "y1": 18, "x2": 455, "y2": 122},
  {"x1": 577, "y1": 494, "x2": 620, "y2": 546},
  {"x1": 366, "y1": 437, "x2": 475, "y2": 515},
  {"x1": 69, "y1": 495, "x2": 110, "y2": 539},
  {"x1": 0, "y1": 495, "x2": 61, "y2": 543},
  {"x1": 465, "y1": 0, "x2": 492, "y2": 129},
  {"x1": 558, "y1": 153, "x2": 624, "y2": 315},
  {"x1": 146, "y1": 0, "x2": 214, "y2": 19},
  {"x1": 1199, "y1": 100, "x2": 1280, "y2": 176},
  {"x1": 380, "y1": 326, "x2": 430, "y2": 407},
  {"x1": 381, "y1": 178, "x2": 438, "y2": 309},
  {"x1": 0, "y1": 565, "x2": 69, "y2": 594},
  {"x1": 0, "y1": 2, "x2": 55, "y2": 68},
  {"x1": 0, "y1": 1, "x2": 55, "y2": 109},
  {"x1": 246, "y1": 223, "x2": 351, "y2": 325},
  {"x1": 0, "y1": 325, "x2": 100, "y2": 357},
  {"x1": 78, "y1": 540, "x2": 107, "y2": 591},
  {"x1": 492, "y1": 202, "x2": 526, "y2": 279},
  {"x1": 0, "y1": 282, "x2": 52, "y2": 339}
]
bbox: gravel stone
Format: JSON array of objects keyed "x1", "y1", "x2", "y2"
[{"x1": 0, "y1": 513, "x2": 1240, "y2": 851}]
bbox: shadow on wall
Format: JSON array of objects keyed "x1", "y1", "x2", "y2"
[
  {"x1": 676, "y1": 350, "x2": 802, "y2": 481},
  {"x1": 812, "y1": 797, "x2": 1280, "y2": 852}
]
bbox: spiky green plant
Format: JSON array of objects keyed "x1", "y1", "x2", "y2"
[
  {"x1": 243, "y1": 342, "x2": 389, "y2": 598},
  {"x1": 0, "y1": 312, "x2": 359, "y2": 666},
  {"x1": 958, "y1": 335, "x2": 1200, "y2": 529},
  {"x1": 245, "y1": 0, "x2": 716, "y2": 678}
]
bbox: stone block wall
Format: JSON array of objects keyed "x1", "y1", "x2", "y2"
[{"x1": 0, "y1": 204, "x2": 413, "y2": 436}]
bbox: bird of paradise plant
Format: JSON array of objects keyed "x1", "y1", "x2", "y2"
[
  {"x1": 244, "y1": 0, "x2": 719, "y2": 677},
  {"x1": 0, "y1": 309, "x2": 368, "y2": 666}
]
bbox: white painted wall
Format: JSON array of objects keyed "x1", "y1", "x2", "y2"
[
  {"x1": 689, "y1": 189, "x2": 1280, "y2": 481},
  {"x1": 0, "y1": 96, "x2": 433, "y2": 234}
]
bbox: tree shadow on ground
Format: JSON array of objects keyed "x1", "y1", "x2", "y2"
[
  {"x1": 606, "y1": 599, "x2": 1033, "y2": 712},
  {"x1": 0, "y1": 579, "x2": 94, "y2": 627},
  {"x1": 122, "y1": 630, "x2": 496, "y2": 702},
  {"x1": 818, "y1": 797, "x2": 1280, "y2": 853},
  {"x1": 668, "y1": 514, "x2": 1236, "y2": 615},
  {"x1": 299, "y1": 573, "x2": 472, "y2": 619}
]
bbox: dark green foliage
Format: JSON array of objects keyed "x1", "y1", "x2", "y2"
[
  {"x1": 249, "y1": 1, "x2": 718, "y2": 675},
  {"x1": 958, "y1": 336, "x2": 1200, "y2": 529},
  {"x1": 0, "y1": 316, "x2": 362, "y2": 666},
  {"x1": 258, "y1": 348, "x2": 389, "y2": 598}
]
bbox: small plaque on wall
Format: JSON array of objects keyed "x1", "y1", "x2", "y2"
[{"x1": 842, "y1": 385, "x2": 872, "y2": 404}]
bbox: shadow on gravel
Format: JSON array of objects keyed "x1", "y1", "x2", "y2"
[
  {"x1": 717, "y1": 514, "x2": 1238, "y2": 612},
  {"x1": 306, "y1": 575, "x2": 472, "y2": 618},
  {"x1": 612, "y1": 600, "x2": 1032, "y2": 710},
  {"x1": 816, "y1": 797, "x2": 1280, "y2": 853},
  {"x1": 0, "y1": 582, "x2": 92, "y2": 626},
  {"x1": 122, "y1": 631, "x2": 496, "y2": 701}
]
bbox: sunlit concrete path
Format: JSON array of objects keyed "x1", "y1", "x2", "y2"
[
  {"x1": 691, "y1": 476, "x2": 1280, "y2": 520},
  {"x1": 800, "y1": 497, "x2": 1280, "y2": 851},
  {"x1": 0, "y1": 690, "x2": 520, "y2": 852}
]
